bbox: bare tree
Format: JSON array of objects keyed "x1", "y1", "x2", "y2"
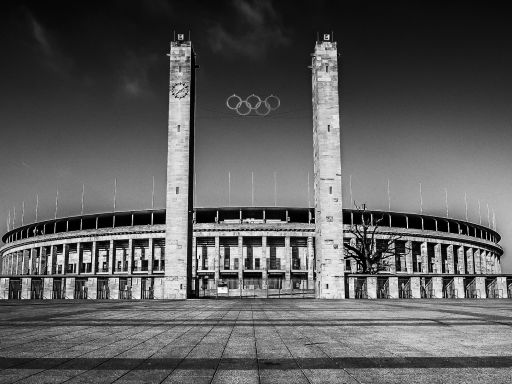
[{"x1": 344, "y1": 203, "x2": 403, "y2": 274}]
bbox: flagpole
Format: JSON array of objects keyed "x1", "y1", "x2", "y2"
[
  {"x1": 35, "y1": 194, "x2": 39, "y2": 222},
  {"x1": 228, "y1": 172, "x2": 231, "y2": 206},
  {"x1": 54, "y1": 188, "x2": 59, "y2": 220},
  {"x1": 387, "y1": 178, "x2": 391, "y2": 211},
  {"x1": 464, "y1": 192, "x2": 468, "y2": 222},
  {"x1": 251, "y1": 171, "x2": 254, "y2": 207},
  {"x1": 307, "y1": 172, "x2": 310, "y2": 208},
  {"x1": 21, "y1": 201, "x2": 25, "y2": 227},
  {"x1": 478, "y1": 200, "x2": 481, "y2": 225},
  {"x1": 444, "y1": 188, "x2": 449, "y2": 218},
  {"x1": 419, "y1": 182, "x2": 423, "y2": 214},
  {"x1": 274, "y1": 171, "x2": 277, "y2": 207},
  {"x1": 113, "y1": 178, "x2": 117, "y2": 212},
  {"x1": 81, "y1": 184, "x2": 85, "y2": 216},
  {"x1": 349, "y1": 175, "x2": 353, "y2": 207},
  {"x1": 151, "y1": 176, "x2": 155, "y2": 210}
]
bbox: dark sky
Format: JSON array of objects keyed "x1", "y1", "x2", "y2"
[{"x1": 1, "y1": 1, "x2": 511, "y2": 271}]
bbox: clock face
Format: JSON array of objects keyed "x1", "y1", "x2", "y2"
[{"x1": 171, "y1": 82, "x2": 189, "y2": 99}]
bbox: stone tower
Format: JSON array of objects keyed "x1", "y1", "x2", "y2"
[
  {"x1": 311, "y1": 34, "x2": 345, "y2": 299},
  {"x1": 165, "y1": 36, "x2": 195, "y2": 299}
]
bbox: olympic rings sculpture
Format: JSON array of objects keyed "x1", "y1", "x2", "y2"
[{"x1": 226, "y1": 94, "x2": 281, "y2": 116}]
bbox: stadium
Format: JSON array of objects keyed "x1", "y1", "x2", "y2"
[{"x1": 0, "y1": 35, "x2": 509, "y2": 300}]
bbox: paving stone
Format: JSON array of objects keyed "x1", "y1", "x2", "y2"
[{"x1": 0, "y1": 299, "x2": 511, "y2": 383}]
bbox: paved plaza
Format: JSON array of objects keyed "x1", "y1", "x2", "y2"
[{"x1": 0, "y1": 299, "x2": 511, "y2": 383}]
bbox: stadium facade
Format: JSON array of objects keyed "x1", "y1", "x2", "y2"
[{"x1": 0, "y1": 35, "x2": 509, "y2": 300}]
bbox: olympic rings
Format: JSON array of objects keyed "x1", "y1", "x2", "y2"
[{"x1": 226, "y1": 94, "x2": 281, "y2": 116}]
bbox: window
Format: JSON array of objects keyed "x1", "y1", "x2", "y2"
[
  {"x1": 176, "y1": 187, "x2": 179, "y2": 194},
  {"x1": 329, "y1": 186, "x2": 332, "y2": 194},
  {"x1": 177, "y1": 124, "x2": 180, "y2": 132},
  {"x1": 325, "y1": 65, "x2": 329, "y2": 72},
  {"x1": 327, "y1": 124, "x2": 330, "y2": 132}
]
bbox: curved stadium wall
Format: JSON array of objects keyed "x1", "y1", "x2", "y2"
[{"x1": 0, "y1": 207, "x2": 508, "y2": 300}]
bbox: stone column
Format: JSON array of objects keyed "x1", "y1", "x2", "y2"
[
  {"x1": 405, "y1": 240, "x2": 413, "y2": 273},
  {"x1": 447, "y1": 245, "x2": 454, "y2": 274},
  {"x1": 367, "y1": 276, "x2": 377, "y2": 299},
  {"x1": 307, "y1": 236, "x2": 315, "y2": 282},
  {"x1": 91, "y1": 242, "x2": 97, "y2": 275},
  {"x1": 108, "y1": 240, "x2": 114, "y2": 274},
  {"x1": 466, "y1": 248, "x2": 474, "y2": 274},
  {"x1": 434, "y1": 244, "x2": 442, "y2": 274},
  {"x1": 21, "y1": 277, "x2": 31, "y2": 299},
  {"x1": 496, "y1": 256, "x2": 502, "y2": 274},
  {"x1": 191, "y1": 236, "x2": 197, "y2": 295},
  {"x1": 454, "y1": 277, "x2": 465, "y2": 298},
  {"x1": 284, "y1": 236, "x2": 291, "y2": 290},
  {"x1": 496, "y1": 276, "x2": 508, "y2": 298},
  {"x1": 0, "y1": 278, "x2": 8, "y2": 299},
  {"x1": 420, "y1": 242, "x2": 428, "y2": 273},
  {"x1": 348, "y1": 277, "x2": 355, "y2": 299},
  {"x1": 410, "y1": 276, "x2": 421, "y2": 298},
  {"x1": 214, "y1": 236, "x2": 220, "y2": 284},
  {"x1": 473, "y1": 249, "x2": 481, "y2": 274},
  {"x1": 457, "y1": 247, "x2": 465, "y2": 274},
  {"x1": 21, "y1": 250, "x2": 26, "y2": 275},
  {"x1": 109, "y1": 277, "x2": 119, "y2": 299},
  {"x1": 262, "y1": 236, "x2": 268, "y2": 289},
  {"x1": 131, "y1": 277, "x2": 141, "y2": 299},
  {"x1": 388, "y1": 276, "x2": 399, "y2": 299},
  {"x1": 432, "y1": 277, "x2": 443, "y2": 298},
  {"x1": 43, "y1": 277, "x2": 53, "y2": 299},
  {"x1": 87, "y1": 277, "x2": 97, "y2": 299},
  {"x1": 238, "y1": 236, "x2": 243, "y2": 288},
  {"x1": 65, "y1": 277, "x2": 75, "y2": 299},
  {"x1": 388, "y1": 240, "x2": 396, "y2": 274},
  {"x1": 475, "y1": 276, "x2": 486, "y2": 299},
  {"x1": 127, "y1": 239, "x2": 133, "y2": 273},
  {"x1": 148, "y1": 238, "x2": 154, "y2": 274},
  {"x1": 48, "y1": 246, "x2": 54, "y2": 275},
  {"x1": 63, "y1": 244, "x2": 69, "y2": 275},
  {"x1": 77, "y1": 243, "x2": 82, "y2": 275}
]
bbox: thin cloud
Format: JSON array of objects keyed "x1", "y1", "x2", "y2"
[
  {"x1": 207, "y1": 0, "x2": 290, "y2": 59},
  {"x1": 120, "y1": 52, "x2": 158, "y2": 97},
  {"x1": 27, "y1": 13, "x2": 71, "y2": 74}
]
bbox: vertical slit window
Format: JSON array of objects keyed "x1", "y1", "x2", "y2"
[
  {"x1": 329, "y1": 186, "x2": 332, "y2": 194},
  {"x1": 325, "y1": 65, "x2": 329, "y2": 72},
  {"x1": 177, "y1": 124, "x2": 180, "y2": 132},
  {"x1": 327, "y1": 124, "x2": 330, "y2": 132},
  {"x1": 176, "y1": 187, "x2": 179, "y2": 194}
]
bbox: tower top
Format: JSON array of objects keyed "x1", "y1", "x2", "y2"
[
  {"x1": 316, "y1": 32, "x2": 335, "y2": 43},
  {"x1": 171, "y1": 31, "x2": 191, "y2": 47}
]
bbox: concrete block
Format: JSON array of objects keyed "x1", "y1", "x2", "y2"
[
  {"x1": 21, "y1": 278, "x2": 31, "y2": 300},
  {"x1": 87, "y1": 277, "x2": 97, "y2": 300},
  {"x1": 109, "y1": 278, "x2": 119, "y2": 299},
  {"x1": 432, "y1": 277, "x2": 443, "y2": 298},
  {"x1": 132, "y1": 277, "x2": 141, "y2": 300},
  {"x1": 475, "y1": 276, "x2": 486, "y2": 299},
  {"x1": 65, "y1": 277, "x2": 75, "y2": 299},
  {"x1": 367, "y1": 276, "x2": 377, "y2": 299},
  {"x1": 388, "y1": 276, "x2": 399, "y2": 299},
  {"x1": 496, "y1": 276, "x2": 508, "y2": 298},
  {"x1": 454, "y1": 277, "x2": 465, "y2": 298},
  {"x1": 410, "y1": 277, "x2": 421, "y2": 298},
  {"x1": 348, "y1": 276, "x2": 355, "y2": 299},
  {"x1": 43, "y1": 277, "x2": 53, "y2": 300},
  {"x1": 0, "y1": 278, "x2": 8, "y2": 300}
]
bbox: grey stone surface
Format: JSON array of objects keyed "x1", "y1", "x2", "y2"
[{"x1": 0, "y1": 299, "x2": 511, "y2": 383}]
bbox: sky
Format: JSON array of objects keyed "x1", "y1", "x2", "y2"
[{"x1": 0, "y1": 1, "x2": 511, "y2": 271}]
